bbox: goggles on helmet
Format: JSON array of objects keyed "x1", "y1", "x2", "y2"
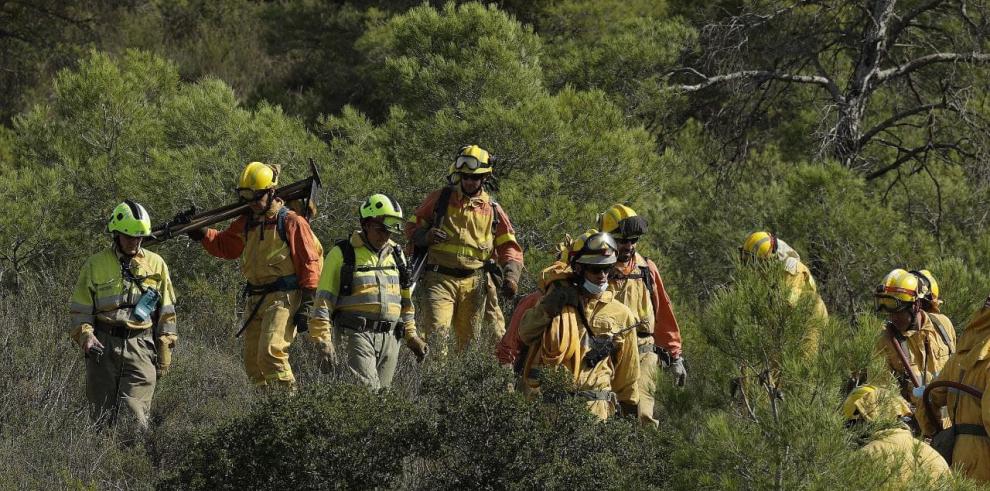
[
  {"x1": 874, "y1": 295, "x2": 911, "y2": 314},
  {"x1": 454, "y1": 155, "x2": 491, "y2": 171}
]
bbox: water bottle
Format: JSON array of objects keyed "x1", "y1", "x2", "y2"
[{"x1": 132, "y1": 288, "x2": 161, "y2": 322}]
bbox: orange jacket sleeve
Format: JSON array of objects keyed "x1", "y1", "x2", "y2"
[
  {"x1": 647, "y1": 259, "x2": 682, "y2": 358},
  {"x1": 284, "y1": 213, "x2": 322, "y2": 289},
  {"x1": 495, "y1": 291, "x2": 542, "y2": 365},
  {"x1": 202, "y1": 215, "x2": 247, "y2": 259},
  {"x1": 493, "y1": 204, "x2": 523, "y2": 266}
]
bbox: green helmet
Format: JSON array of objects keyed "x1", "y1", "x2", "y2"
[
  {"x1": 359, "y1": 194, "x2": 404, "y2": 233},
  {"x1": 107, "y1": 200, "x2": 153, "y2": 237}
]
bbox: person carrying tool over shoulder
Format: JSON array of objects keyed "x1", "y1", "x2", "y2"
[
  {"x1": 518, "y1": 231, "x2": 640, "y2": 421},
  {"x1": 597, "y1": 204, "x2": 684, "y2": 428},
  {"x1": 309, "y1": 194, "x2": 428, "y2": 389},
  {"x1": 873, "y1": 269, "x2": 956, "y2": 405},
  {"x1": 843, "y1": 385, "x2": 949, "y2": 484},
  {"x1": 187, "y1": 161, "x2": 328, "y2": 390},
  {"x1": 406, "y1": 145, "x2": 523, "y2": 352},
  {"x1": 914, "y1": 295, "x2": 990, "y2": 482},
  {"x1": 70, "y1": 200, "x2": 177, "y2": 431}
]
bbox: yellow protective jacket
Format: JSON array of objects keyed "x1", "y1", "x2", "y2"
[
  {"x1": 860, "y1": 427, "x2": 949, "y2": 485},
  {"x1": 519, "y1": 283, "x2": 640, "y2": 420},
  {"x1": 310, "y1": 232, "x2": 417, "y2": 341},
  {"x1": 775, "y1": 241, "x2": 827, "y2": 354},
  {"x1": 69, "y1": 245, "x2": 177, "y2": 344},
  {"x1": 916, "y1": 308, "x2": 990, "y2": 482},
  {"x1": 609, "y1": 253, "x2": 682, "y2": 357},
  {"x1": 876, "y1": 312, "x2": 956, "y2": 403},
  {"x1": 407, "y1": 187, "x2": 523, "y2": 275}
]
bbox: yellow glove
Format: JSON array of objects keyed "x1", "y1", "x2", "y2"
[{"x1": 157, "y1": 334, "x2": 176, "y2": 377}]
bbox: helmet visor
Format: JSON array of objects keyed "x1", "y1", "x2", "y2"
[{"x1": 383, "y1": 216, "x2": 404, "y2": 234}]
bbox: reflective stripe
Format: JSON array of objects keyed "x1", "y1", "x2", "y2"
[
  {"x1": 431, "y1": 243, "x2": 491, "y2": 260},
  {"x1": 349, "y1": 272, "x2": 400, "y2": 287},
  {"x1": 400, "y1": 312, "x2": 414, "y2": 323},
  {"x1": 316, "y1": 290, "x2": 338, "y2": 305},
  {"x1": 95, "y1": 294, "x2": 129, "y2": 311},
  {"x1": 312, "y1": 307, "x2": 331, "y2": 320},
  {"x1": 494, "y1": 233, "x2": 517, "y2": 247},
  {"x1": 71, "y1": 313, "x2": 95, "y2": 326},
  {"x1": 159, "y1": 318, "x2": 178, "y2": 334},
  {"x1": 159, "y1": 304, "x2": 176, "y2": 316},
  {"x1": 337, "y1": 292, "x2": 403, "y2": 307},
  {"x1": 69, "y1": 302, "x2": 92, "y2": 314}
]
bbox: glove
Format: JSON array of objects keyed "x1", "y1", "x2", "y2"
[
  {"x1": 406, "y1": 335, "x2": 429, "y2": 363},
  {"x1": 619, "y1": 401, "x2": 638, "y2": 418},
  {"x1": 187, "y1": 227, "x2": 208, "y2": 241},
  {"x1": 542, "y1": 283, "x2": 580, "y2": 317},
  {"x1": 314, "y1": 339, "x2": 336, "y2": 374},
  {"x1": 501, "y1": 278, "x2": 518, "y2": 298},
  {"x1": 668, "y1": 356, "x2": 687, "y2": 387},
  {"x1": 156, "y1": 334, "x2": 176, "y2": 378},
  {"x1": 295, "y1": 288, "x2": 316, "y2": 333}
]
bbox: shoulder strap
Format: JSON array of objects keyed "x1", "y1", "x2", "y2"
[
  {"x1": 431, "y1": 186, "x2": 455, "y2": 228},
  {"x1": 639, "y1": 262, "x2": 655, "y2": 307},
  {"x1": 392, "y1": 246, "x2": 411, "y2": 289},
  {"x1": 276, "y1": 206, "x2": 290, "y2": 245},
  {"x1": 336, "y1": 239, "x2": 356, "y2": 297},
  {"x1": 491, "y1": 200, "x2": 501, "y2": 234},
  {"x1": 928, "y1": 315, "x2": 955, "y2": 354}
]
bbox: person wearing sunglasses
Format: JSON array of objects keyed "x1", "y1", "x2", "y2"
[
  {"x1": 187, "y1": 161, "x2": 326, "y2": 391},
  {"x1": 517, "y1": 230, "x2": 640, "y2": 420},
  {"x1": 740, "y1": 231, "x2": 828, "y2": 355},
  {"x1": 597, "y1": 204, "x2": 685, "y2": 427},
  {"x1": 873, "y1": 269, "x2": 956, "y2": 405},
  {"x1": 309, "y1": 194, "x2": 429, "y2": 389},
  {"x1": 407, "y1": 145, "x2": 524, "y2": 353}
]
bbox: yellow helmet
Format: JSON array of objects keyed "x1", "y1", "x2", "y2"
[
  {"x1": 569, "y1": 229, "x2": 618, "y2": 266},
  {"x1": 911, "y1": 269, "x2": 942, "y2": 312},
  {"x1": 237, "y1": 161, "x2": 279, "y2": 192},
  {"x1": 107, "y1": 200, "x2": 153, "y2": 238},
  {"x1": 741, "y1": 231, "x2": 777, "y2": 259},
  {"x1": 841, "y1": 385, "x2": 912, "y2": 422},
  {"x1": 874, "y1": 269, "x2": 920, "y2": 313},
  {"x1": 448, "y1": 145, "x2": 493, "y2": 176},
  {"x1": 597, "y1": 204, "x2": 647, "y2": 238}
]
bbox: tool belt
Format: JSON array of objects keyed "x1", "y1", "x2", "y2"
[
  {"x1": 95, "y1": 322, "x2": 151, "y2": 339},
  {"x1": 638, "y1": 343, "x2": 657, "y2": 354},
  {"x1": 955, "y1": 424, "x2": 989, "y2": 438},
  {"x1": 245, "y1": 275, "x2": 299, "y2": 296},
  {"x1": 425, "y1": 263, "x2": 480, "y2": 278},
  {"x1": 334, "y1": 311, "x2": 397, "y2": 333}
]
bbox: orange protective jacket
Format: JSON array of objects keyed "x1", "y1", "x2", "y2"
[
  {"x1": 200, "y1": 200, "x2": 322, "y2": 289},
  {"x1": 610, "y1": 253, "x2": 682, "y2": 358},
  {"x1": 495, "y1": 291, "x2": 542, "y2": 365}
]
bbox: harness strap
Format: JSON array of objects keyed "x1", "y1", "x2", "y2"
[{"x1": 955, "y1": 424, "x2": 989, "y2": 438}]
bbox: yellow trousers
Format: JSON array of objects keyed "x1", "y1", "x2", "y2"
[
  {"x1": 637, "y1": 338, "x2": 660, "y2": 428},
  {"x1": 420, "y1": 270, "x2": 486, "y2": 351},
  {"x1": 241, "y1": 290, "x2": 299, "y2": 388}
]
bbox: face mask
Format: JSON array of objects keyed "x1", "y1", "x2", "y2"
[{"x1": 583, "y1": 278, "x2": 607, "y2": 295}]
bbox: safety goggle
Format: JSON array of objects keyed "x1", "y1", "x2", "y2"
[
  {"x1": 453, "y1": 155, "x2": 491, "y2": 171},
  {"x1": 237, "y1": 188, "x2": 265, "y2": 202},
  {"x1": 584, "y1": 264, "x2": 613, "y2": 275},
  {"x1": 616, "y1": 236, "x2": 640, "y2": 245},
  {"x1": 874, "y1": 295, "x2": 911, "y2": 314}
]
